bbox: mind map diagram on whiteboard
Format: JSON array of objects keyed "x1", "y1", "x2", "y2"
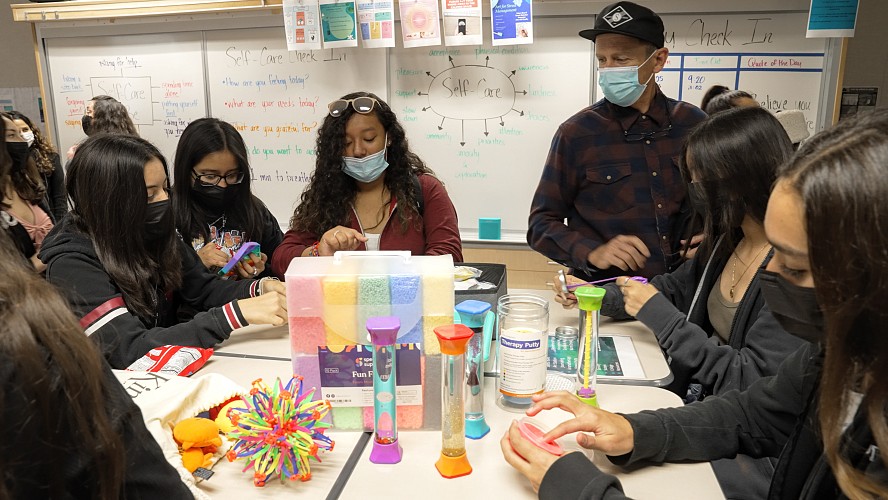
[{"x1": 417, "y1": 56, "x2": 528, "y2": 146}]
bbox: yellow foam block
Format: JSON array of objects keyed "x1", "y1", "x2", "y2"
[
  {"x1": 323, "y1": 278, "x2": 358, "y2": 343},
  {"x1": 422, "y1": 274, "x2": 454, "y2": 317},
  {"x1": 422, "y1": 315, "x2": 452, "y2": 355}
]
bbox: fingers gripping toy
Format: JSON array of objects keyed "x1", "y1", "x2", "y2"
[
  {"x1": 226, "y1": 376, "x2": 335, "y2": 487},
  {"x1": 219, "y1": 242, "x2": 261, "y2": 277}
]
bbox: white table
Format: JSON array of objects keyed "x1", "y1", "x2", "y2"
[{"x1": 341, "y1": 382, "x2": 724, "y2": 500}]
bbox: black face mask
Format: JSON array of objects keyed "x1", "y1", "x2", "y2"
[
  {"x1": 191, "y1": 182, "x2": 239, "y2": 214},
  {"x1": 81, "y1": 115, "x2": 93, "y2": 135},
  {"x1": 759, "y1": 269, "x2": 824, "y2": 343},
  {"x1": 144, "y1": 199, "x2": 173, "y2": 241},
  {"x1": 6, "y1": 142, "x2": 30, "y2": 171}
]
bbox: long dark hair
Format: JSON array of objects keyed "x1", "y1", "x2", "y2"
[
  {"x1": 89, "y1": 95, "x2": 139, "y2": 137},
  {"x1": 67, "y1": 134, "x2": 182, "y2": 320},
  {"x1": 6, "y1": 110, "x2": 56, "y2": 176},
  {"x1": 172, "y1": 117, "x2": 263, "y2": 243},
  {"x1": 680, "y1": 106, "x2": 793, "y2": 264},
  {"x1": 289, "y1": 91, "x2": 434, "y2": 235},
  {"x1": 779, "y1": 109, "x2": 888, "y2": 499},
  {"x1": 0, "y1": 111, "x2": 45, "y2": 204},
  {"x1": 0, "y1": 231, "x2": 125, "y2": 498}
]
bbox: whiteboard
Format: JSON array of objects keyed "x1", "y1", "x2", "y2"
[
  {"x1": 205, "y1": 27, "x2": 387, "y2": 228},
  {"x1": 35, "y1": 10, "x2": 835, "y2": 241},
  {"x1": 389, "y1": 16, "x2": 592, "y2": 239},
  {"x1": 596, "y1": 13, "x2": 827, "y2": 134},
  {"x1": 44, "y1": 33, "x2": 207, "y2": 164}
]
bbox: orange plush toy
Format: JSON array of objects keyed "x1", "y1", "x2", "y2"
[{"x1": 173, "y1": 417, "x2": 223, "y2": 473}]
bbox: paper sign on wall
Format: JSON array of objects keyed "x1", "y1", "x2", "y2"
[{"x1": 283, "y1": 0, "x2": 322, "y2": 50}]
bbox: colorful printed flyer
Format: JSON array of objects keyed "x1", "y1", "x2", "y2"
[
  {"x1": 442, "y1": 0, "x2": 483, "y2": 47},
  {"x1": 320, "y1": 0, "x2": 359, "y2": 48},
  {"x1": 317, "y1": 344, "x2": 423, "y2": 407},
  {"x1": 283, "y1": 0, "x2": 322, "y2": 50},
  {"x1": 399, "y1": 0, "x2": 443, "y2": 48},
  {"x1": 490, "y1": 0, "x2": 533, "y2": 46},
  {"x1": 356, "y1": 0, "x2": 396, "y2": 48}
]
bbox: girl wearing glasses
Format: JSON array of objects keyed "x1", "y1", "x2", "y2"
[
  {"x1": 39, "y1": 134, "x2": 288, "y2": 369},
  {"x1": 270, "y1": 91, "x2": 462, "y2": 276},
  {"x1": 172, "y1": 118, "x2": 283, "y2": 279}
]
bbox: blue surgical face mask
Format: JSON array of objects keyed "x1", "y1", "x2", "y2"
[
  {"x1": 342, "y1": 136, "x2": 389, "y2": 183},
  {"x1": 598, "y1": 50, "x2": 656, "y2": 107}
]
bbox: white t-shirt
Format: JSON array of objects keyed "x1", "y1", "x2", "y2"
[{"x1": 365, "y1": 233, "x2": 381, "y2": 251}]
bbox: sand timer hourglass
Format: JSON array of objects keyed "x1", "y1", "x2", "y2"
[
  {"x1": 454, "y1": 299, "x2": 495, "y2": 440},
  {"x1": 433, "y1": 324, "x2": 474, "y2": 478},
  {"x1": 574, "y1": 286, "x2": 606, "y2": 407},
  {"x1": 367, "y1": 316, "x2": 404, "y2": 464}
]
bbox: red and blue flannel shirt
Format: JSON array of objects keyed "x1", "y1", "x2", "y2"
[{"x1": 527, "y1": 89, "x2": 707, "y2": 281}]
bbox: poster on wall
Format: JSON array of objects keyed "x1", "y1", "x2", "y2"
[
  {"x1": 356, "y1": 0, "x2": 396, "y2": 48},
  {"x1": 491, "y1": 0, "x2": 533, "y2": 46},
  {"x1": 283, "y1": 0, "x2": 322, "y2": 50},
  {"x1": 320, "y1": 0, "x2": 359, "y2": 48},
  {"x1": 442, "y1": 0, "x2": 483, "y2": 46},
  {"x1": 399, "y1": 0, "x2": 442, "y2": 48},
  {"x1": 840, "y1": 86, "x2": 878, "y2": 120}
]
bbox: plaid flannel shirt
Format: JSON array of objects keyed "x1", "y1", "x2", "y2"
[{"x1": 528, "y1": 89, "x2": 707, "y2": 281}]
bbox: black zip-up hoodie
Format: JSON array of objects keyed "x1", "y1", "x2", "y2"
[{"x1": 40, "y1": 216, "x2": 259, "y2": 368}]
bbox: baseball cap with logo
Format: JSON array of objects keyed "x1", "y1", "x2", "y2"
[{"x1": 579, "y1": 1, "x2": 665, "y2": 48}]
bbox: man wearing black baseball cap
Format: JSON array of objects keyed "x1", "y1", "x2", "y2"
[{"x1": 529, "y1": 1, "x2": 706, "y2": 284}]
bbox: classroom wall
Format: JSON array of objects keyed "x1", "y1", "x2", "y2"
[
  {"x1": 842, "y1": 0, "x2": 888, "y2": 108},
  {"x1": 0, "y1": 3, "x2": 38, "y2": 88}
]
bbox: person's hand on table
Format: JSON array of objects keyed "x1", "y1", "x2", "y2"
[
  {"x1": 587, "y1": 235, "x2": 651, "y2": 272},
  {"x1": 237, "y1": 292, "x2": 287, "y2": 326},
  {"x1": 616, "y1": 276, "x2": 660, "y2": 317},
  {"x1": 318, "y1": 225, "x2": 367, "y2": 256},
  {"x1": 501, "y1": 420, "x2": 563, "y2": 493},
  {"x1": 552, "y1": 273, "x2": 585, "y2": 309},
  {"x1": 529, "y1": 391, "x2": 635, "y2": 456}
]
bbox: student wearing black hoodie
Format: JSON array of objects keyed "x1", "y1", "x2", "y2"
[
  {"x1": 41, "y1": 134, "x2": 287, "y2": 369},
  {"x1": 503, "y1": 109, "x2": 888, "y2": 500}
]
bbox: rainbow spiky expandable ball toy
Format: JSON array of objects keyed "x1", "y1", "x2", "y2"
[{"x1": 226, "y1": 375, "x2": 334, "y2": 487}]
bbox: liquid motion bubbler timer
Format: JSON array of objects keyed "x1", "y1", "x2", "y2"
[
  {"x1": 367, "y1": 316, "x2": 404, "y2": 464},
  {"x1": 574, "y1": 286, "x2": 606, "y2": 407},
  {"x1": 433, "y1": 324, "x2": 474, "y2": 478},
  {"x1": 454, "y1": 299, "x2": 495, "y2": 440}
]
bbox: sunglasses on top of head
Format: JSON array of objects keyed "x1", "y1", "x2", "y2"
[{"x1": 328, "y1": 97, "x2": 379, "y2": 117}]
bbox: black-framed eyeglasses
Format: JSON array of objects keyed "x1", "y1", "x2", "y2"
[
  {"x1": 623, "y1": 121, "x2": 673, "y2": 142},
  {"x1": 328, "y1": 97, "x2": 378, "y2": 117},
  {"x1": 192, "y1": 170, "x2": 244, "y2": 186}
]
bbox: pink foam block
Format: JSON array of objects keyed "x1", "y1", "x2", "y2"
[
  {"x1": 286, "y1": 275, "x2": 324, "y2": 315},
  {"x1": 289, "y1": 316, "x2": 326, "y2": 354}
]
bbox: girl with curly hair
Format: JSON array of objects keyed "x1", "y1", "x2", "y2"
[
  {"x1": 1, "y1": 112, "x2": 52, "y2": 272},
  {"x1": 7, "y1": 110, "x2": 67, "y2": 221},
  {"x1": 270, "y1": 91, "x2": 462, "y2": 277}
]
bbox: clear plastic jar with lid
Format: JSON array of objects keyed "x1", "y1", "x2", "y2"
[{"x1": 495, "y1": 294, "x2": 549, "y2": 411}]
